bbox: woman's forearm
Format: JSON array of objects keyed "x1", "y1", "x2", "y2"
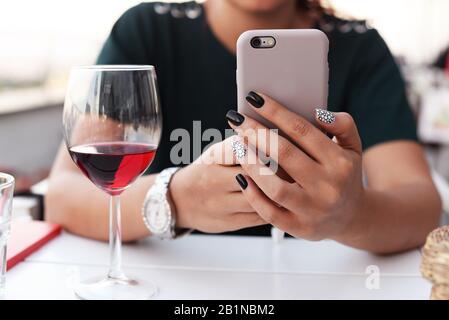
[
  {"x1": 45, "y1": 171, "x2": 156, "y2": 242},
  {"x1": 335, "y1": 182, "x2": 442, "y2": 254}
]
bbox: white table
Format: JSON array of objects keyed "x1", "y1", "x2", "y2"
[{"x1": 4, "y1": 232, "x2": 431, "y2": 300}]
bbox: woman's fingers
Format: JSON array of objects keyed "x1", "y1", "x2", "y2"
[
  {"x1": 224, "y1": 191, "x2": 255, "y2": 213},
  {"x1": 226, "y1": 110, "x2": 319, "y2": 185},
  {"x1": 243, "y1": 92, "x2": 339, "y2": 162},
  {"x1": 191, "y1": 162, "x2": 243, "y2": 192},
  {"x1": 215, "y1": 165, "x2": 245, "y2": 192},
  {"x1": 315, "y1": 109, "x2": 362, "y2": 155},
  {"x1": 235, "y1": 174, "x2": 295, "y2": 231},
  {"x1": 233, "y1": 137, "x2": 307, "y2": 212},
  {"x1": 231, "y1": 212, "x2": 267, "y2": 229}
]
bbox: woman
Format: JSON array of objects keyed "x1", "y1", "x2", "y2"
[{"x1": 46, "y1": 0, "x2": 441, "y2": 253}]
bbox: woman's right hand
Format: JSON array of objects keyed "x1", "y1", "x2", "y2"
[{"x1": 169, "y1": 137, "x2": 267, "y2": 233}]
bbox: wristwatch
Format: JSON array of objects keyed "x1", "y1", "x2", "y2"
[{"x1": 142, "y1": 167, "x2": 192, "y2": 239}]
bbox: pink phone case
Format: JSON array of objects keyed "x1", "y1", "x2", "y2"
[{"x1": 237, "y1": 29, "x2": 329, "y2": 128}]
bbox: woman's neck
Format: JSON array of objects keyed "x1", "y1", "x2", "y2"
[{"x1": 204, "y1": 0, "x2": 314, "y2": 54}]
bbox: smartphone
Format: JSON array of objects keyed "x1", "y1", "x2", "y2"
[{"x1": 236, "y1": 29, "x2": 329, "y2": 128}]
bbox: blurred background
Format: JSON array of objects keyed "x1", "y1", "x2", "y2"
[{"x1": 1, "y1": 1, "x2": 449, "y2": 218}]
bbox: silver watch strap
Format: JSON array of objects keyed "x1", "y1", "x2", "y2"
[
  {"x1": 153, "y1": 167, "x2": 180, "y2": 195},
  {"x1": 142, "y1": 167, "x2": 190, "y2": 239}
]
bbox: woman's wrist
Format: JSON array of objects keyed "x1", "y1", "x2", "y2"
[
  {"x1": 331, "y1": 188, "x2": 370, "y2": 245},
  {"x1": 168, "y1": 168, "x2": 193, "y2": 230}
]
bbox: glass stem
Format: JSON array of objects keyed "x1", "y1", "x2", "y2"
[
  {"x1": 0, "y1": 244, "x2": 6, "y2": 293},
  {"x1": 108, "y1": 195, "x2": 125, "y2": 280}
]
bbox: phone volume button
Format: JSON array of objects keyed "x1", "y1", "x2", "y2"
[{"x1": 236, "y1": 69, "x2": 238, "y2": 84}]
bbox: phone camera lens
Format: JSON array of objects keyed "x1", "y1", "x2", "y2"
[{"x1": 251, "y1": 37, "x2": 261, "y2": 48}]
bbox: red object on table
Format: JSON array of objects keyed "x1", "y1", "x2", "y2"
[{"x1": 6, "y1": 220, "x2": 62, "y2": 270}]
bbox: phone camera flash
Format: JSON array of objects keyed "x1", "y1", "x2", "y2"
[{"x1": 251, "y1": 36, "x2": 276, "y2": 48}]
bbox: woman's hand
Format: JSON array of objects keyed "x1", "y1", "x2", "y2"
[
  {"x1": 169, "y1": 137, "x2": 266, "y2": 233},
  {"x1": 227, "y1": 92, "x2": 365, "y2": 241}
]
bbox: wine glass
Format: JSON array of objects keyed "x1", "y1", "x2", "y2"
[
  {"x1": 63, "y1": 65, "x2": 162, "y2": 300},
  {"x1": 0, "y1": 173, "x2": 14, "y2": 297}
]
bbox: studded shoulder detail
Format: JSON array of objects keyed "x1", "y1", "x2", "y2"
[
  {"x1": 153, "y1": 1, "x2": 202, "y2": 19},
  {"x1": 318, "y1": 14, "x2": 371, "y2": 34}
]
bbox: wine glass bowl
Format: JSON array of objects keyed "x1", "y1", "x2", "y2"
[
  {"x1": 63, "y1": 65, "x2": 162, "y2": 299},
  {"x1": 68, "y1": 142, "x2": 158, "y2": 196}
]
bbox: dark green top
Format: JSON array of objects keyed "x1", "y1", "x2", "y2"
[{"x1": 97, "y1": 1, "x2": 418, "y2": 236}]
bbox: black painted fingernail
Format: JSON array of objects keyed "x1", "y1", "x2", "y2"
[
  {"x1": 236, "y1": 174, "x2": 248, "y2": 190},
  {"x1": 226, "y1": 110, "x2": 245, "y2": 126},
  {"x1": 316, "y1": 108, "x2": 335, "y2": 124},
  {"x1": 246, "y1": 91, "x2": 264, "y2": 108}
]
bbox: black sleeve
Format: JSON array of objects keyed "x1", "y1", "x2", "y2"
[
  {"x1": 345, "y1": 29, "x2": 418, "y2": 151},
  {"x1": 96, "y1": 3, "x2": 153, "y2": 64},
  {"x1": 95, "y1": 4, "x2": 156, "y2": 122}
]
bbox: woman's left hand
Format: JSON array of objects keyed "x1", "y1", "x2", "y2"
[{"x1": 227, "y1": 92, "x2": 365, "y2": 241}]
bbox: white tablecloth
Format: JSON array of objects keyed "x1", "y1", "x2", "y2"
[{"x1": 4, "y1": 232, "x2": 431, "y2": 300}]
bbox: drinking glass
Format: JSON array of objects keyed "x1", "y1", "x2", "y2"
[
  {"x1": 63, "y1": 66, "x2": 162, "y2": 300},
  {"x1": 0, "y1": 173, "x2": 14, "y2": 297}
]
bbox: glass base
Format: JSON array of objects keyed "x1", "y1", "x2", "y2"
[
  {"x1": 74, "y1": 275, "x2": 158, "y2": 300},
  {"x1": 0, "y1": 276, "x2": 5, "y2": 300}
]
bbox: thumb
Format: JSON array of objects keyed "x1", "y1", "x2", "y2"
[{"x1": 315, "y1": 108, "x2": 362, "y2": 155}]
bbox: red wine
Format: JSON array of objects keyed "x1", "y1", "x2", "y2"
[{"x1": 69, "y1": 142, "x2": 157, "y2": 195}]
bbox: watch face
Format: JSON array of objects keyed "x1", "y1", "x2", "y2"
[{"x1": 147, "y1": 196, "x2": 171, "y2": 234}]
